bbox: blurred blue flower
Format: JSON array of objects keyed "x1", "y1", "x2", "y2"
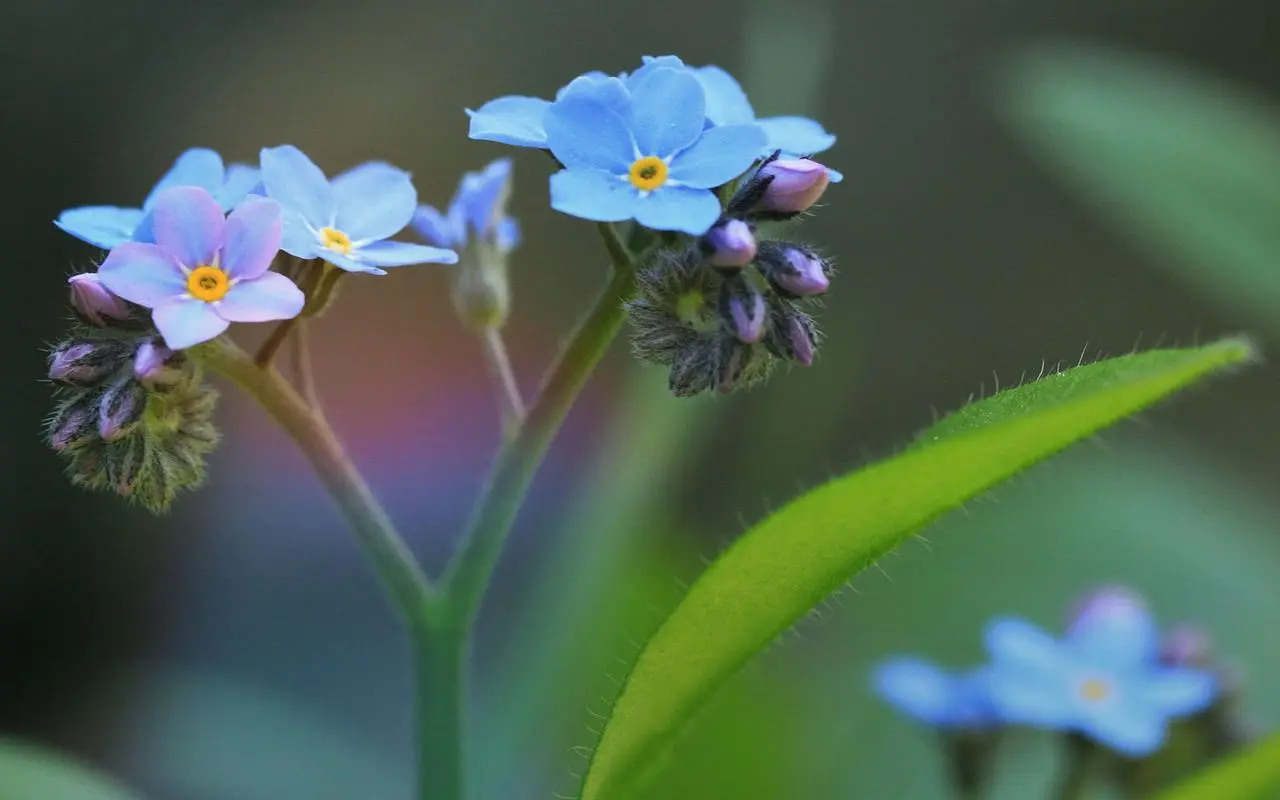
[
  {"x1": 983, "y1": 614, "x2": 1219, "y2": 757},
  {"x1": 412, "y1": 158, "x2": 520, "y2": 253},
  {"x1": 874, "y1": 658, "x2": 996, "y2": 729},
  {"x1": 55, "y1": 148, "x2": 261, "y2": 249},
  {"x1": 544, "y1": 68, "x2": 766, "y2": 235},
  {"x1": 97, "y1": 186, "x2": 304, "y2": 350},
  {"x1": 259, "y1": 145, "x2": 459, "y2": 275}
]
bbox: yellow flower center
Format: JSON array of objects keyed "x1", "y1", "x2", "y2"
[
  {"x1": 320, "y1": 226, "x2": 353, "y2": 255},
  {"x1": 628, "y1": 156, "x2": 669, "y2": 191},
  {"x1": 1078, "y1": 677, "x2": 1112, "y2": 703},
  {"x1": 187, "y1": 265, "x2": 230, "y2": 302}
]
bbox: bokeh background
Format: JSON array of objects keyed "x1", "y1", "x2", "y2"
[{"x1": 2, "y1": 0, "x2": 1279, "y2": 797}]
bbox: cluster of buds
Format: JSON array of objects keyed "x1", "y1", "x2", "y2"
[
  {"x1": 627, "y1": 152, "x2": 834, "y2": 397},
  {"x1": 45, "y1": 274, "x2": 220, "y2": 513}
]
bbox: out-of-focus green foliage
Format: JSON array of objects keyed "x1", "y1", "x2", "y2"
[
  {"x1": 1157, "y1": 732, "x2": 1280, "y2": 800},
  {"x1": 0, "y1": 739, "x2": 141, "y2": 800}
]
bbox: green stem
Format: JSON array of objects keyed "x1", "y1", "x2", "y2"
[
  {"x1": 479, "y1": 326, "x2": 526, "y2": 433},
  {"x1": 414, "y1": 618, "x2": 466, "y2": 800},
  {"x1": 1052, "y1": 733, "x2": 1096, "y2": 800}
]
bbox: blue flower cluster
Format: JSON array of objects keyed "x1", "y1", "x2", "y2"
[{"x1": 874, "y1": 588, "x2": 1221, "y2": 757}]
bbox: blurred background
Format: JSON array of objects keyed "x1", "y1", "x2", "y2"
[{"x1": 2, "y1": 0, "x2": 1279, "y2": 797}]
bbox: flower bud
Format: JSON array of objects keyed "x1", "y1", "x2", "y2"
[
  {"x1": 48, "y1": 390, "x2": 100, "y2": 452},
  {"x1": 134, "y1": 340, "x2": 181, "y2": 385},
  {"x1": 1160, "y1": 626, "x2": 1212, "y2": 668},
  {"x1": 48, "y1": 338, "x2": 131, "y2": 386},
  {"x1": 98, "y1": 378, "x2": 148, "y2": 442},
  {"x1": 718, "y1": 275, "x2": 767, "y2": 344},
  {"x1": 700, "y1": 219, "x2": 757, "y2": 269},
  {"x1": 68, "y1": 273, "x2": 131, "y2": 326},
  {"x1": 669, "y1": 344, "x2": 716, "y2": 398},
  {"x1": 715, "y1": 340, "x2": 748, "y2": 395},
  {"x1": 757, "y1": 159, "x2": 831, "y2": 214},
  {"x1": 757, "y1": 242, "x2": 830, "y2": 297},
  {"x1": 767, "y1": 301, "x2": 818, "y2": 366}
]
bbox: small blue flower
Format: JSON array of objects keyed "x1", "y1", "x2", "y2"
[
  {"x1": 97, "y1": 186, "x2": 305, "y2": 350},
  {"x1": 412, "y1": 158, "x2": 519, "y2": 253},
  {"x1": 874, "y1": 658, "x2": 996, "y2": 729},
  {"x1": 543, "y1": 68, "x2": 766, "y2": 235},
  {"x1": 983, "y1": 615, "x2": 1219, "y2": 757},
  {"x1": 258, "y1": 145, "x2": 459, "y2": 276},
  {"x1": 55, "y1": 148, "x2": 261, "y2": 249}
]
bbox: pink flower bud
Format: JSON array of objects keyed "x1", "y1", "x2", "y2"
[
  {"x1": 702, "y1": 219, "x2": 757, "y2": 269},
  {"x1": 758, "y1": 159, "x2": 831, "y2": 214},
  {"x1": 718, "y1": 276, "x2": 767, "y2": 344},
  {"x1": 134, "y1": 340, "x2": 181, "y2": 384},
  {"x1": 759, "y1": 243, "x2": 830, "y2": 297},
  {"x1": 68, "y1": 273, "x2": 131, "y2": 326}
]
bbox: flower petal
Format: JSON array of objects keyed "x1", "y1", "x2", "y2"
[
  {"x1": 279, "y1": 207, "x2": 319, "y2": 260},
  {"x1": 827, "y1": 167, "x2": 845, "y2": 183},
  {"x1": 1084, "y1": 705, "x2": 1166, "y2": 757},
  {"x1": 669, "y1": 123, "x2": 769, "y2": 189},
  {"x1": 694, "y1": 65, "x2": 755, "y2": 125},
  {"x1": 260, "y1": 145, "x2": 335, "y2": 228},
  {"x1": 152, "y1": 299, "x2": 230, "y2": 350},
  {"x1": 626, "y1": 55, "x2": 688, "y2": 89},
  {"x1": 633, "y1": 185, "x2": 721, "y2": 234},
  {"x1": 151, "y1": 185, "x2": 225, "y2": 267},
  {"x1": 549, "y1": 169, "x2": 637, "y2": 222},
  {"x1": 97, "y1": 242, "x2": 189, "y2": 307},
  {"x1": 496, "y1": 217, "x2": 520, "y2": 252},
  {"x1": 411, "y1": 205, "x2": 459, "y2": 248},
  {"x1": 215, "y1": 272, "x2": 304, "y2": 322},
  {"x1": 1067, "y1": 599, "x2": 1160, "y2": 671},
  {"x1": 54, "y1": 206, "x2": 145, "y2": 249},
  {"x1": 986, "y1": 667, "x2": 1076, "y2": 728},
  {"x1": 628, "y1": 67, "x2": 705, "y2": 157},
  {"x1": 221, "y1": 197, "x2": 283, "y2": 280},
  {"x1": 466, "y1": 96, "x2": 551, "y2": 147},
  {"x1": 217, "y1": 163, "x2": 263, "y2": 210},
  {"x1": 457, "y1": 158, "x2": 513, "y2": 237},
  {"x1": 331, "y1": 162, "x2": 417, "y2": 243},
  {"x1": 1143, "y1": 668, "x2": 1218, "y2": 717},
  {"x1": 545, "y1": 96, "x2": 634, "y2": 173},
  {"x1": 873, "y1": 658, "x2": 958, "y2": 726},
  {"x1": 354, "y1": 241, "x2": 459, "y2": 268},
  {"x1": 317, "y1": 250, "x2": 387, "y2": 275},
  {"x1": 756, "y1": 116, "x2": 837, "y2": 156},
  {"x1": 555, "y1": 74, "x2": 630, "y2": 117},
  {"x1": 984, "y1": 617, "x2": 1066, "y2": 677},
  {"x1": 143, "y1": 148, "x2": 226, "y2": 210}
]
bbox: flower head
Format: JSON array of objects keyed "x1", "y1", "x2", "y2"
[
  {"x1": 259, "y1": 145, "x2": 459, "y2": 275},
  {"x1": 96, "y1": 186, "x2": 305, "y2": 350},
  {"x1": 544, "y1": 68, "x2": 767, "y2": 234},
  {"x1": 874, "y1": 658, "x2": 996, "y2": 729},
  {"x1": 412, "y1": 157, "x2": 519, "y2": 253},
  {"x1": 55, "y1": 148, "x2": 261, "y2": 249}
]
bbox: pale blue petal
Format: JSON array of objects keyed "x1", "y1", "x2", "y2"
[
  {"x1": 132, "y1": 209, "x2": 156, "y2": 243},
  {"x1": 466, "y1": 96, "x2": 551, "y2": 147},
  {"x1": 873, "y1": 658, "x2": 957, "y2": 726},
  {"x1": 555, "y1": 74, "x2": 630, "y2": 118},
  {"x1": 412, "y1": 205, "x2": 460, "y2": 248},
  {"x1": 221, "y1": 197, "x2": 283, "y2": 280},
  {"x1": 216, "y1": 272, "x2": 304, "y2": 322},
  {"x1": 331, "y1": 162, "x2": 417, "y2": 242},
  {"x1": 217, "y1": 164, "x2": 262, "y2": 210},
  {"x1": 1143, "y1": 669, "x2": 1218, "y2": 717},
  {"x1": 1085, "y1": 706, "x2": 1166, "y2": 757},
  {"x1": 694, "y1": 65, "x2": 755, "y2": 125},
  {"x1": 549, "y1": 169, "x2": 637, "y2": 222},
  {"x1": 756, "y1": 116, "x2": 836, "y2": 155},
  {"x1": 151, "y1": 186, "x2": 225, "y2": 268},
  {"x1": 144, "y1": 148, "x2": 225, "y2": 210},
  {"x1": 634, "y1": 185, "x2": 721, "y2": 234},
  {"x1": 554, "y1": 71, "x2": 611, "y2": 97},
  {"x1": 545, "y1": 97, "x2": 634, "y2": 173},
  {"x1": 1067, "y1": 602, "x2": 1159, "y2": 671},
  {"x1": 279, "y1": 207, "x2": 319, "y2": 260},
  {"x1": 626, "y1": 55, "x2": 687, "y2": 89},
  {"x1": 97, "y1": 242, "x2": 188, "y2": 307},
  {"x1": 985, "y1": 617, "x2": 1069, "y2": 679},
  {"x1": 628, "y1": 68, "x2": 705, "y2": 157},
  {"x1": 54, "y1": 206, "x2": 144, "y2": 249},
  {"x1": 317, "y1": 250, "x2": 386, "y2": 275},
  {"x1": 153, "y1": 299, "x2": 230, "y2": 350},
  {"x1": 827, "y1": 167, "x2": 845, "y2": 183},
  {"x1": 458, "y1": 158, "x2": 513, "y2": 236},
  {"x1": 260, "y1": 145, "x2": 334, "y2": 227},
  {"x1": 355, "y1": 241, "x2": 458, "y2": 268},
  {"x1": 985, "y1": 667, "x2": 1075, "y2": 728},
  {"x1": 496, "y1": 217, "x2": 520, "y2": 252},
  {"x1": 669, "y1": 123, "x2": 768, "y2": 189}
]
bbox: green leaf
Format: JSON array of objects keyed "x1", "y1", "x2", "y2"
[
  {"x1": 577, "y1": 338, "x2": 1256, "y2": 800},
  {"x1": 997, "y1": 44, "x2": 1280, "y2": 330},
  {"x1": 0, "y1": 739, "x2": 142, "y2": 800},
  {"x1": 1156, "y1": 732, "x2": 1280, "y2": 800}
]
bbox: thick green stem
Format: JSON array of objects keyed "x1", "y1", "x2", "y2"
[
  {"x1": 414, "y1": 619, "x2": 466, "y2": 800},
  {"x1": 1052, "y1": 733, "x2": 1096, "y2": 800}
]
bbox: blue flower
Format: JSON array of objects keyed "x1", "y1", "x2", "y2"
[
  {"x1": 543, "y1": 68, "x2": 767, "y2": 235},
  {"x1": 983, "y1": 614, "x2": 1219, "y2": 756},
  {"x1": 258, "y1": 145, "x2": 459, "y2": 275},
  {"x1": 874, "y1": 658, "x2": 996, "y2": 729},
  {"x1": 412, "y1": 158, "x2": 519, "y2": 253},
  {"x1": 97, "y1": 186, "x2": 305, "y2": 350},
  {"x1": 55, "y1": 148, "x2": 261, "y2": 249}
]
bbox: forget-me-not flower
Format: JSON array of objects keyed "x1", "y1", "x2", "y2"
[
  {"x1": 259, "y1": 145, "x2": 459, "y2": 276},
  {"x1": 543, "y1": 68, "x2": 767, "y2": 234},
  {"x1": 55, "y1": 148, "x2": 261, "y2": 249},
  {"x1": 412, "y1": 158, "x2": 520, "y2": 254},
  {"x1": 983, "y1": 612, "x2": 1219, "y2": 757},
  {"x1": 97, "y1": 186, "x2": 305, "y2": 350},
  {"x1": 874, "y1": 658, "x2": 997, "y2": 729}
]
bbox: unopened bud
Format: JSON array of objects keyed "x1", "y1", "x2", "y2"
[
  {"x1": 98, "y1": 378, "x2": 148, "y2": 442},
  {"x1": 757, "y1": 159, "x2": 831, "y2": 214},
  {"x1": 134, "y1": 340, "x2": 181, "y2": 385},
  {"x1": 48, "y1": 338, "x2": 131, "y2": 386},
  {"x1": 1161, "y1": 626, "x2": 1212, "y2": 668},
  {"x1": 48, "y1": 391, "x2": 100, "y2": 452},
  {"x1": 700, "y1": 219, "x2": 757, "y2": 269},
  {"x1": 68, "y1": 273, "x2": 131, "y2": 326},
  {"x1": 669, "y1": 344, "x2": 716, "y2": 398},
  {"x1": 715, "y1": 340, "x2": 748, "y2": 395},
  {"x1": 718, "y1": 275, "x2": 767, "y2": 344},
  {"x1": 767, "y1": 301, "x2": 818, "y2": 366},
  {"x1": 757, "y1": 242, "x2": 830, "y2": 297}
]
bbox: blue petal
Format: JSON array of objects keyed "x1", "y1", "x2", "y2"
[
  {"x1": 984, "y1": 617, "x2": 1067, "y2": 678},
  {"x1": 496, "y1": 217, "x2": 520, "y2": 252},
  {"x1": 549, "y1": 169, "x2": 637, "y2": 222},
  {"x1": 555, "y1": 74, "x2": 630, "y2": 118},
  {"x1": 466, "y1": 96, "x2": 551, "y2": 148},
  {"x1": 694, "y1": 65, "x2": 756, "y2": 125},
  {"x1": 54, "y1": 206, "x2": 145, "y2": 249},
  {"x1": 985, "y1": 666, "x2": 1075, "y2": 728},
  {"x1": 215, "y1": 272, "x2": 304, "y2": 322},
  {"x1": 1067, "y1": 600, "x2": 1160, "y2": 671},
  {"x1": 756, "y1": 116, "x2": 837, "y2": 155},
  {"x1": 669, "y1": 123, "x2": 768, "y2": 189},
  {"x1": 826, "y1": 167, "x2": 845, "y2": 183},
  {"x1": 411, "y1": 205, "x2": 460, "y2": 248},
  {"x1": 144, "y1": 148, "x2": 225, "y2": 210},
  {"x1": 545, "y1": 97, "x2": 634, "y2": 173},
  {"x1": 279, "y1": 207, "x2": 319, "y2": 260},
  {"x1": 316, "y1": 249, "x2": 386, "y2": 275},
  {"x1": 634, "y1": 185, "x2": 721, "y2": 234},
  {"x1": 354, "y1": 241, "x2": 459, "y2": 268},
  {"x1": 331, "y1": 162, "x2": 417, "y2": 243},
  {"x1": 873, "y1": 658, "x2": 958, "y2": 726},
  {"x1": 150, "y1": 186, "x2": 225, "y2": 268},
  {"x1": 221, "y1": 196, "x2": 282, "y2": 281},
  {"x1": 260, "y1": 145, "x2": 335, "y2": 228},
  {"x1": 1143, "y1": 668, "x2": 1218, "y2": 717},
  {"x1": 1084, "y1": 705, "x2": 1166, "y2": 757},
  {"x1": 152, "y1": 298, "x2": 230, "y2": 350},
  {"x1": 628, "y1": 68, "x2": 705, "y2": 157},
  {"x1": 457, "y1": 157, "x2": 513, "y2": 236},
  {"x1": 217, "y1": 163, "x2": 262, "y2": 210},
  {"x1": 626, "y1": 55, "x2": 688, "y2": 89},
  {"x1": 97, "y1": 242, "x2": 187, "y2": 307}
]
